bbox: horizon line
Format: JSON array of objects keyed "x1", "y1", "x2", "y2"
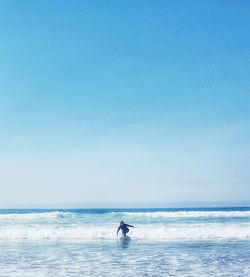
[{"x1": 1, "y1": 201, "x2": 250, "y2": 210}]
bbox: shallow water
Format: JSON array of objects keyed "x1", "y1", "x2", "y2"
[{"x1": 0, "y1": 208, "x2": 250, "y2": 276}]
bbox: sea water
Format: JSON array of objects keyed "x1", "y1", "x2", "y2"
[{"x1": 0, "y1": 208, "x2": 250, "y2": 276}]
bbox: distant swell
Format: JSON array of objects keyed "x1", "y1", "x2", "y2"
[
  {"x1": 1, "y1": 210, "x2": 250, "y2": 220},
  {"x1": 122, "y1": 211, "x2": 250, "y2": 218},
  {"x1": 0, "y1": 212, "x2": 74, "y2": 220}
]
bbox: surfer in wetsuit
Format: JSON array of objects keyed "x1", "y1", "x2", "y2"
[{"x1": 117, "y1": 221, "x2": 135, "y2": 237}]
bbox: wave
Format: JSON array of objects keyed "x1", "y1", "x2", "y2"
[
  {"x1": 121, "y1": 211, "x2": 250, "y2": 218},
  {"x1": 0, "y1": 212, "x2": 75, "y2": 220},
  {"x1": 1, "y1": 210, "x2": 250, "y2": 220},
  {"x1": 0, "y1": 223, "x2": 250, "y2": 241}
]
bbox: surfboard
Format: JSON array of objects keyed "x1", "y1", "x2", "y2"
[
  {"x1": 118, "y1": 236, "x2": 131, "y2": 248},
  {"x1": 120, "y1": 236, "x2": 131, "y2": 241}
]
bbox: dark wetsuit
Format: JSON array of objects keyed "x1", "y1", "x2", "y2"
[{"x1": 117, "y1": 223, "x2": 134, "y2": 237}]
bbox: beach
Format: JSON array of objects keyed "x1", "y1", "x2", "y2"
[{"x1": 0, "y1": 208, "x2": 250, "y2": 276}]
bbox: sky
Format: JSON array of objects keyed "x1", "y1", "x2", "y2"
[{"x1": 0, "y1": 0, "x2": 249, "y2": 208}]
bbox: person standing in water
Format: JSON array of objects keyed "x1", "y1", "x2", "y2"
[{"x1": 117, "y1": 221, "x2": 135, "y2": 237}]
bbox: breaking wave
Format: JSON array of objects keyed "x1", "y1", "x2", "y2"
[
  {"x1": 122, "y1": 211, "x2": 250, "y2": 218},
  {"x1": 0, "y1": 223, "x2": 250, "y2": 242},
  {"x1": 1, "y1": 210, "x2": 250, "y2": 221},
  {"x1": 0, "y1": 212, "x2": 75, "y2": 220}
]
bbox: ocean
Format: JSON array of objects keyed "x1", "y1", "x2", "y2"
[{"x1": 0, "y1": 207, "x2": 250, "y2": 276}]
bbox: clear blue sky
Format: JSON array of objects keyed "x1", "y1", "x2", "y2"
[{"x1": 0, "y1": 1, "x2": 249, "y2": 207}]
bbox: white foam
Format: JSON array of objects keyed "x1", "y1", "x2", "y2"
[
  {"x1": 1, "y1": 210, "x2": 250, "y2": 220},
  {"x1": 122, "y1": 211, "x2": 250, "y2": 218},
  {"x1": 0, "y1": 211, "x2": 74, "y2": 220},
  {"x1": 0, "y1": 223, "x2": 250, "y2": 242},
  {"x1": 132, "y1": 224, "x2": 250, "y2": 241},
  {"x1": 0, "y1": 225, "x2": 113, "y2": 240}
]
